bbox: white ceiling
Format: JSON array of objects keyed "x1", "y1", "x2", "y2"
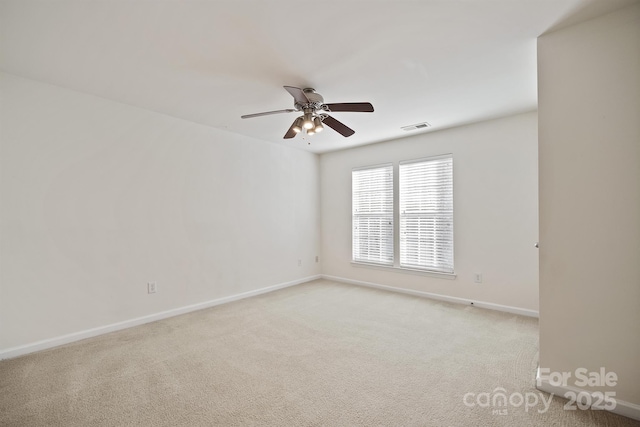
[{"x1": 1, "y1": 0, "x2": 636, "y2": 153}]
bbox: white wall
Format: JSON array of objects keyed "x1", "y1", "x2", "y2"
[
  {"x1": 538, "y1": 3, "x2": 640, "y2": 406},
  {"x1": 0, "y1": 73, "x2": 320, "y2": 352},
  {"x1": 320, "y1": 112, "x2": 539, "y2": 312}
]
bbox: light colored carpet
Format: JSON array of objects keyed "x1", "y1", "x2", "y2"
[{"x1": 0, "y1": 279, "x2": 637, "y2": 426}]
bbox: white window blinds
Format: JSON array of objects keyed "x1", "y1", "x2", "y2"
[
  {"x1": 399, "y1": 156, "x2": 454, "y2": 273},
  {"x1": 352, "y1": 165, "x2": 394, "y2": 265}
]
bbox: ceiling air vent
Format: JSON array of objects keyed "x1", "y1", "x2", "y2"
[{"x1": 401, "y1": 122, "x2": 431, "y2": 131}]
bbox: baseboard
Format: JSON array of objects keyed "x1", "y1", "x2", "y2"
[
  {"x1": 0, "y1": 275, "x2": 321, "y2": 360},
  {"x1": 536, "y1": 367, "x2": 640, "y2": 421},
  {"x1": 321, "y1": 274, "x2": 539, "y2": 318}
]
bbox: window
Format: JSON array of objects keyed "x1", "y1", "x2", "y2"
[
  {"x1": 352, "y1": 156, "x2": 454, "y2": 275},
  {"x1": 399, "y1": 155, "x2": 454, "y2": 273},
  {"x1": 352, "y1": 164, "x2": 394, "y2": 265}
]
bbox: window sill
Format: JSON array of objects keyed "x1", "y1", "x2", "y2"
[{"x1": 350, "y1": 262, "x2": 456, "y2": 280}]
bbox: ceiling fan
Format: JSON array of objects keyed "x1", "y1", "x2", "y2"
[{"x1": 241, "y1": 86, "x2": 374, "y2": 139}]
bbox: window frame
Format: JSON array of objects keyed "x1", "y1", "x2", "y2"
[
  {"x1": 399, "y1": 154, "x2": 454, "y2": 274},
  {"x1": 351, "y1": 163, "x2": 395, "y2": 266},
  {"x1": 351, "y1": 155, "x2": 455, "y2": 278}
]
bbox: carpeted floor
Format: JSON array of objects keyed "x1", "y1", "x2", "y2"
[{"x1": 0, "y1": 279, "x2": 637, "y2": 426}]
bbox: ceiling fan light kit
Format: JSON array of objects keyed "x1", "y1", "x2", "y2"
[{"x1": 241, "y1": 86, "x2": 374, "y2": 140}]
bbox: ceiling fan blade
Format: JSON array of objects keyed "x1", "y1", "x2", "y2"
[
  {"x1": 283, "y1": 119, "x2": 298, "y2": 139},
  {"x1": 324, "y1": 102, "x2": 374, "y2": 112},
  {"x1": 241, "y1": 109, "x2": 296, "y2": 119},
  {"x1": 323, "y1": 115, "x2": 355, "y2": 137},
  {"x1": 283, "y1": 86, "x2": 309, "y2": 105}
]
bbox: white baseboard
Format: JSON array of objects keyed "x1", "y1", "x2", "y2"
[
  {"x1": 321, "y1": 274, "x2": 539, "y2": 318},
  {"x1": 536, "y1": 367, "x2": 640, "y2": 421},
  {"x1": 0, "y1": 275, "x2": 321, "y2": 361}
]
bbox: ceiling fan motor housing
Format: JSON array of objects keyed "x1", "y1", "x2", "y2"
[{"x1": 297, "y1": 88, "x2": 324, "y2": 111}]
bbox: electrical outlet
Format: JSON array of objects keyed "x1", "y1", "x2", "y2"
[
  {"x1": 148, "y1": 282, "x2": 157, "y2": 294},
  {"x1": 315, "y1": 256, "x2": 319, "y2": 263},
  {"x1": 298, "y1": 259, "x2": 302, "y2": 267},
  {"x1": 474, "y1": 273, "x2": 482, "y2": 283}
]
